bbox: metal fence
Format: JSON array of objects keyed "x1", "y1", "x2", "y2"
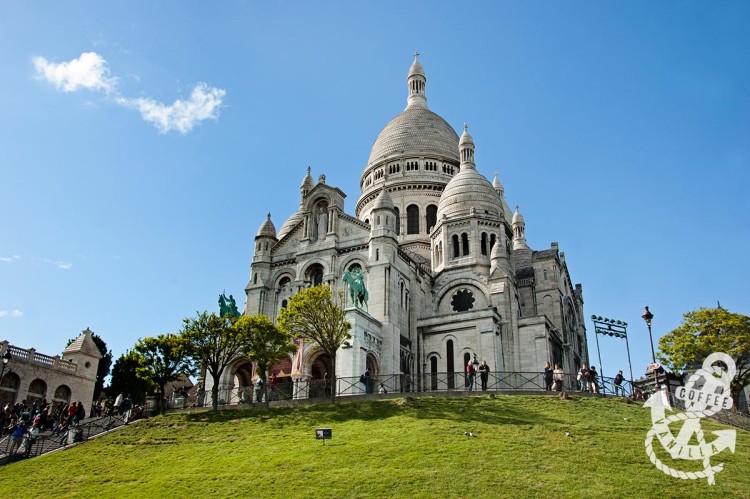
[{"x1": 181, "y1": 371, "x2": 636, "y2": 408}]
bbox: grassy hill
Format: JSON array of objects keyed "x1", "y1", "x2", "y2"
[{"x1": 4, "y1": 394, "x2": 749, "y2": 498}]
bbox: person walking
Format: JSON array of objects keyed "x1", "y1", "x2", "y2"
[{"x1": 478, "y1": 360, "x2": 490, "y2": 391}]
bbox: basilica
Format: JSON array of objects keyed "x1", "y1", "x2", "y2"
[{"x1": 237, "y1": 55, "x2": 588, "y2": 395}]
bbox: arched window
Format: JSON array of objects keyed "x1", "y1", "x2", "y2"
[
  {"x1": 426, "y1": 205, "x2": 437, "y2": 232},
  {"x1": 446, "y1": 340, "x2": 455, "y2": 389},
  {"x1": 452, "y1": 235, "x2": 460, "y2": 258},
  {"x1": 281, "y1": 299, "x2": 288, "y2": 309},
  {"x1": 394, "y1": 207, "x2": 400, "y2": 235},
  {"x1": 481, "y1": 233, "x2": 488, "y2": 256},
  {"x1": 406, "y1": 205, "x2": 419, "y2": 234},
  {"x1": 462, "y1": 233, "x2": 469, "y2": 255},
  {"x1": 490, "y1": 233, "x2": 497, "y2": 251}
]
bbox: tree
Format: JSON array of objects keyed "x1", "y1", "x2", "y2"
[
  {"x1": 277, "y1": 285, "x2": 351, "y2": 403},
  {"x1": 659, "y1": 307, "x2": 750, "y2": 411},
  {"x1": 108, "y1": 351, "x2": 153, "y2": 405},
  {"x1": 235, "y1": 314, "x2": 297, "y2": 409},
  {"x1": 133, "y1": 333, "x2": 194, "y2": 415},
  {"x1": 67, "y1": 333, "x2": 113, "y2": 401},
  {"x1": 181, "y1": 311, "x2": 248, "y2": 410}
]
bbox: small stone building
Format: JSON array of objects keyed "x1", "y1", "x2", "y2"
[{"x1": 0, "y1": 328, "x2": 102, "y2": 409}]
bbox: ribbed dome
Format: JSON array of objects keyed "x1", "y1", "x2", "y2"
[
  {"x1": 256, "y1": 213, "x2": 277, "y2": 238},
  {"x1": 409, "y1": 58, "x2": 425, "y2": 78},
  {"x1": 437, "y1": 167, "x2": 502, "y2": 220},
  {"x1": 277, "y1": 209, "x2": 303, "y2": 239},
  {"x1": 367, "y1": 107, "x2": 459, "y2": 167},
  {"x1": 300, "y1": 166, "x2": 314, "y2": 190}
]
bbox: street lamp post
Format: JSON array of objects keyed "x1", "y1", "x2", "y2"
[
  {"x1": 0, "y1": 347, "x2": 11, "y2": 381},
  {"x1": 642, "y1": 306, "x2": 658, "y2": 391}
]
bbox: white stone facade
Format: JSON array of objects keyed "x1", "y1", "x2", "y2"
[
  {"x1": 220, "y1": 55, "x2": 588, "y2": 396},
  {"x1": 0, "y1": 329, "x2": 101, "y2": 409}
]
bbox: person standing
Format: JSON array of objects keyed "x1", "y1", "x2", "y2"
[
  {"x1": 553, "y1": 364, "x2": 564, "y2": 391},
  {"x1": 589, "y1": 366, "x2": 599, "y2": 394},
  {"x1": 543, "y1": 361, "x2": 554, "y2": 391},
  {"x1": 466, "y1": 361, "x2": 476, "y2": 391},
  {"x1": 614, "y1": 370, "x2": 625, "y2": 396},
  {"x1": 578, "y1": 363, "x2": 590, "y2": 392},
  {"x1": 478, "y1": 360, "x2": 490, "y2": 391}
]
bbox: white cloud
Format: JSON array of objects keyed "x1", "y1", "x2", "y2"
[
  {"x1": 0, "y1": 255, "x2": 20, "y2": 263},
  {"x1": 44, "y1": 259, "x2": 73, "y2": 270},
  {"x1": 33, "y1": 52, "x2": 225, "y2": 134},
  {"x1": 0, "y1": 310, "x2": 23, "y2": 318},
  {"x1": 117, "y1": 83, "x2": 225, "y2": 134},
  {"x1": 33, "y1": 52, "x2": 116, "y2": 93}
]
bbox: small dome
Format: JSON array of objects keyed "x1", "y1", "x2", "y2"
[
  {"x1": 372, "y1": 188, "x2": 395, "y2": 211},
  {"x1": 512, "y1": 205, "x2": 525, "y2": 225},
  {"x1": 257, "y1": 213, "x2": 277, "y2": 238},
  {"x1": 492, "y1": 172, "x2": 502, "y2": 190},
  {"x1": 459, "y1": 123, "x2": 474, "y2": 148},
  {"x1": 408, "y1": 56, "x2": 425, "y2": 78},
  {"x1": 437, "y1": 167, "x2": 502, "y2": 220},
  {"x1": 300, "y1": 166, "x2": 314, "y2": 191},
  {"x1": 277, "y1": 209, "x2": 303, "y2": 239}
]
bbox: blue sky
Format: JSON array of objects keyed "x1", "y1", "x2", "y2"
[{"x1": 1, "y1": 2, "x2": 748, "y2": 380}]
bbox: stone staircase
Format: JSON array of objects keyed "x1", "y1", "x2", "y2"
[{"x1": 0, "y1": 412, "x2": 131, "y2": 465}]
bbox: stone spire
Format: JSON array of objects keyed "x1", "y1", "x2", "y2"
[
  {"x1": 300, "y1": 166, "x2": 314, "y2": 196},
  {"x1": 406, "y1": 51, "x2": 428, "y2": 109},
  {"x1": 492, "y1": 172, "x2": 504, "y2": 197},
  {"x1": 459, "y1": 123, "x2": 476, "y2": 170},
  {"x1": 512, "y1": 205, "x2": 529, "y2": 250}
]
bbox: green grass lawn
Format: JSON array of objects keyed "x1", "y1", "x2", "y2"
[{"x1": 4, "y1": 394, "x2": 749, "y2": 498}]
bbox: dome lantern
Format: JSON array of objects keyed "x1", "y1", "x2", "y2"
[{"x1": 406, "y1": 51, "x2": 427, "y2": 110}]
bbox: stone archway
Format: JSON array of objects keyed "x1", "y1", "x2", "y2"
[
  {"x1": 53, "y1": 384, "x2": 71, "y2": 405},
  {"x1": 309, "y1": 352, "x2": 332, "y2": 399},
  {"x1": 1, "y1": 372, "x2": 20, "y2": 407},
  {"x1": 229, "y1": 359, "x2": 255, "y2": 404},
  {"x1": 27, "y1": 378, "x2": 47, "y2": 405},
  {"x1": 365, "y1": 353, "x2": 379, "y2": 394}
]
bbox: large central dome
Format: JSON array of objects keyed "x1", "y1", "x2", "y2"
[{"x1": 366, "y1": 107, "x2": 460, "y2": 167}]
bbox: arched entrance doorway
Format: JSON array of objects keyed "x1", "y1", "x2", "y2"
[
  {"x1": 309, "y1": 352, "x2": 332, "y2": 399},
  {"x1": 365, "y1": 353, "x2": 379, "y2": 394},
  {"x1": 230, "y1": 360, "x2": 255, "y2": 404}
]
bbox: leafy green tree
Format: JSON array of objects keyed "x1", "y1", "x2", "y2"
[
  {"x1": 277, "y1": 285, "x2": 351, "y2": 403},
  {"x1": 235, "y1": 314, "x2": 297, "y2": 409},
  {"x1": 659, "y1": 307, "x2": 750, "y2": 410},
  {"x1": 181, "y1": 311, "x2": 248, "y2": 410},
  {"x1": 67, "y1": 333, "x2": 113, "y2": 401},
  {"x1": 108, "y1": 351, "x2": 153, "y2": 405},
  {"x1": 133, "y1": 333, "x2": 195, "y2": 414}
]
